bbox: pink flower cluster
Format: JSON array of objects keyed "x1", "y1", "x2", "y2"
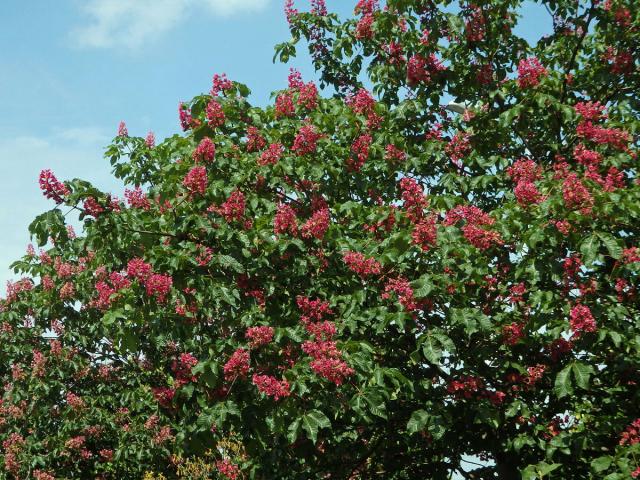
[
  {"x1": 246, "y1": 326, "x2": 275, "y2": 348},
  {"x1": 516, "y1": 57, "x2": 547, "y2": 88},
  {"x1": 258, "y1": 143, "x2": 284, "y2": 166},
  {"x1": 562, "y1": 173, "x2": 593, "y2": 214},
  {"x1": 39, "y1": 170, "x2": 69, "y2": 204},
  {"x1": 574, "y1": 101, "x2": 607, "y2": 122},
  {"x1": 206, "y1": 99, "x2": 226, "y2": 128},
  {"x1": 125, "y1": 187, "x2": 151, "y2": 210},
  {"x1": 412, "y1": 216, "x2": 438, "y2": 251},
  {"x1": 348, "y1": 134, "x2": 372, "y2": 171},
  {"x1": 444, "y1": 205, "x2": 502, "y2": 250},
  {"x1": 183, "y1": 166, "x2": 208, "y2": 196},
  {"x1": 385, "y1": 144, "x2": 406, "y2": 163},
  {"x1": 274, "y1": 203, "x2": 299, "y2": 236},
  {"x1": 223, "y1": 348, "x2": 250, "y2": 380},
  {"x1": 211, "y1": 73, "x2": 233, "y2": 96},
  {"x1": 210, "y1": 190, "x2": 246, "y2": 223},
  {"x1": 300, "y1": 208, "x2": 330, "y2": 240},
  {"x1": 292, "y1": 123, "x2": 322, "y2": 156},
  {"x1": 620, "y1": 418, "x2": 640, "y2": 446},
  {"x1": 445, "y1": 132, "x2": 472, "y2": 167},
  {"x1": 569, "y1": 304, "x2": 597, "y2": 337},
  {"x1": 342, "y1": 251, "x2": 382, "y2": 277},
  {"x1": 382, "y1": 276, "x2": 417, "y2": 312},
  {"x1": 252, "y1": 374, "x2": 291, "y2": 400},
  {"x1": 406, "y1": 53, "x2": 447, "y2": 86},
  {"x1": 179, "y1": 102, "x2": 194, "y2": 131},
  {"x1": 216, "y1": 459, "x2": 241, "y2": 480},
  {"x1": 623, "y1": 247, "x2": 640, "y2": 264},
  {"x1": 126, "y1": 258, "x2": 172, "y2": 303},
  {"x1": 193, "y1": 137, "x2": 216, "y2": 163},
  {"x1": 399, "y1": 177, "x2": 428, "y2": 222},
  {"x1": 502, "y1": 322, "x2": 525, "y2": 345},
  {"x1": 246, "y1": 126, "x2": 267, "y2": 152},
  {"x1": 275, "y1": 91, "x2": 295, "y2": 118},
  {"x1": 171, "y1": 353, "x2": 198, "y2": 386}
]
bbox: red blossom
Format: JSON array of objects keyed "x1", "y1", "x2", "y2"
[
  {"x1": 301, "y1": 208, "x2": 330, "y2": 240},
  {"x1": 252, "y1": 374, "x2": 291, "y2": 400},
  {"x1": 206, "y1": 99, "x2": 225, "y2": 128},
  {"x1": 292, "y1": 123, "x2": 322, "y2": 156},
  {"x1": 183, "y1": 166, "x2": 208, "y2": 196},
  {"x1": 342, "y1": 251, "x2": 382, "y2": 277},
  {"x1": 516, "y1": 57, "x2": 547, "y2": 88},
  {"x1": 39, "y1": 170, "x2": 69, "y2": 203},
  {"x1": 246, "y1": 326, "x2": 275, "y2": 348},
  {"x1": 125, "y1": 187, "x2": 151, "y2": 210},
  {"x1": 569, "y1": 304, "x2": 597, "y2": 337},
  {"x1": 224, "y1": 348, "x2": 250, "y2": 380},
  {"x1": 258, "y1": 143, "x2": 284, "y2": 166},
  {"x1": 193, "y1": 137, "x2": 216, "y2": 163}
]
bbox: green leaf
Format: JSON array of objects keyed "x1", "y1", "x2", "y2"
[
  {"x1": 554, "y1": 364, "x2": 573, "y2": 398},
  {"x1": 591, "y1": 456, "x2": 612, "y2": 473},
  {"x1": 571, "y1": 362, "x2": 594, "y2": 390},
  {"x1": 597, "y1": 232, "x2": 622, "y2": 259},
  {"x1": 580, "y1": 235, "x2": 601, "y2": 264},
  {"x1": 301, "y1": 410, "x2": 331, "y2": 444},
  {"x1": 407, "y1": 410, "x2": 430, "y2": 434}
]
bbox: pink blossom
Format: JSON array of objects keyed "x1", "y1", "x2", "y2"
[
  {"x1": 125, "y1": 187, "x2": 151, "y2": 210},
  {"x1": 292, "y1": 123, "x2": 322, "y2": 156},
  {"x1": 193, "y1": 137, "x2": 216, "y2": 163},
  {"x1": 301, "y1": 208, "x2": 330, "y2": 239},
  {"x1": 342, "y1": 251, "x2": 382, "y2": 277},
  {"x1": 569, "y1": 304, "x2": 597, "y2": 337},
  {"x1": 252, "y1": 374, "x2": 291, "y2": 400},
  {"x1": 246, "y1": 326, "x2": 275, "y2": 348},
  {"x1": 117, "y1": 121, "x2": 128, "y2": 137},
  {"x1": 258, "y1": 143, "x2": 284, "y2": 166},
  {"x1": 206, "y1": 99, "x2": 225, "y2": 128},
  {"x1": 516, "y1": 57, "x2": 547, "y2": 88},
  {"x1": 39, "y1": 170, "x2": 69, "y2": 203},
  {"x1": 183, "y1": 166, "x2": 208, "y2": 196},
  {"x1": 274, "y1": 203, "x2": 299, "y2": 236},
  {"x1": 145, "y1": 274, "x2": 173, "y2": 302},
  {"x1": 223, "y1": 348, "x2": 250, "y2": 380}
]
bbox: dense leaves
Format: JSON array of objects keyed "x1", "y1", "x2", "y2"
[{"x1": 1, "y1": 0, "x2": 640, "y2": 478}]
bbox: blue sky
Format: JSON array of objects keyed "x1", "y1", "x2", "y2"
[{"x1": 0, "y1": 0, "x2": 550, "y2": 288}]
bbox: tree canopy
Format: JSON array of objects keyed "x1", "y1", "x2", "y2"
[{"x1": 1, "y1": 0, "x2": 639, "y2": 478}]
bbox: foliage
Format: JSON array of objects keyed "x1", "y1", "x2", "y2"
[{"x1": 1, "y1": 0, "x2": 640, "y2": 478}]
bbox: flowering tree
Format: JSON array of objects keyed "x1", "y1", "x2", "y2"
[{"x1": 2, "y1": 0, "x2": 640, "y2": 478}]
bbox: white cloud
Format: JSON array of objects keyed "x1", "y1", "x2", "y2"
[
  {"x1": 0, "y1": 128, "x2": 120, "y2": 288},
  {"x1": 70, "y1": 0, "x2": 270, "y2": 49}
]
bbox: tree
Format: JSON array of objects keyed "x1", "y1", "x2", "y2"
[{"x1": 1, "y1": 0, "x2": 639, "y2": 478}]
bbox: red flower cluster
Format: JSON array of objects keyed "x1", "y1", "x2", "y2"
[
  {"x1": 465, "y1": 5, "x2": 485, "y2": 42},
  {"x1": 211, "y1": 73, "x2": 233, "y2": 96},
  {"x1": 206, "y1": 99, "x2": 225, "y2": 128},
  {"x1": 246, "y1": 126, "x2": 267, "y2": 152},
  {"x1": 274, "y1": 203, "x2": 299, "y2": 236},
  {"x1": 292, "y1": 123, "x2": 322, "y2": 156},
  {"x1": 514, "y1": 180, "x2": 543, "y2": 206},
  {"x1": 406, "y1": 53, "x2": 447, "y2": 86},
  {"x1": 576, "y1": 121, "x2": 630, "y2": 150},
  {"x1": 152, "y1": 387, "x2": 175, "y2": 408},
  {"x1": 216, "y1": 459, "x2": 241, "y2": 480},
  {"x1": 382, "y1": 276, "x2": 417, "y2": 312},
  {"x1": 342, "y1": 251, "x2": 382, "y2": 277},
  {"x1": 562, "y1": 173, "x2": 593, "y2": 214},
  {"x1": 445, "y1": 132, "x2": 472, "y2": 167},
  {"x1": 126, "y1": 258, "x2": 172, "y2": 303},
  {"x1": 574, "y1": 101, "x2": 607, "y2": 122},
  {"x1": 193, "y1": 137, "x2": 216, "y2": 163},
  {"x1": 385, "y1": 144, "x2": 406, "y2": 162},
  {"x1": 170, "y1": 353, "x2": 198, "y2": 387},
  {"x1": 619, "y1": 419, "x2": 640, "y2": 446},
  {"x1": 178, "y1": 102, "x2": 193, "y2": 131},
  {"x1": 412, "y1": 216, "x2": 438, "y2": 251},
  {"x1": 258, "y1": 143, "x2": 284, "y2": 166},
  {"x1": 125, "y1": 187, "x2": 151, "y2": 210},
  {"x1": 145, "y1": 274, "x2": 173, "y2": 302},
  {"x1": 399, "y1": 177, "x2": 427, "y2": 222},
  {"x1": 301, "y1": 208, "x2": 330, "y2": 239},
  {"x1": 252, "y1": 374, "x2": 291, "y2": 400},
  {"x1": 183, "y1": 166, "x2": 208, "y2": 196},
  {"x1": 211, "y1": 190, "x2": 246, "y2": 223},
  {"x1": 506, "y1": 158, "x2": 543, "y2": 183},
  {"x1": 348, "y1": 134, "x2": 372, "y2": 172},
  {"x1": 516, "y1": 57, "x2": 547, "y2": 88},
  {"x1": 569, "y1": 304, "x2": 597, "y2": 337},
  {"x1": 502, "y1": 322, "x2": 525, "y2": 346},
  {"x1": 275, "y1": 91, "x2": 295, "y2": 118},
  {"x1": 223, "y1": 348, "x2": 250, "y2": 381},
  {"x1": 246, "y1": 326, "x2": 275, "y2": 348},
  {"x1": 39, "y1": 170, "x2": 69, "y2": 203},
  {"x1": 623, "y1": 247, "x2": 640, "y2": 264}
]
